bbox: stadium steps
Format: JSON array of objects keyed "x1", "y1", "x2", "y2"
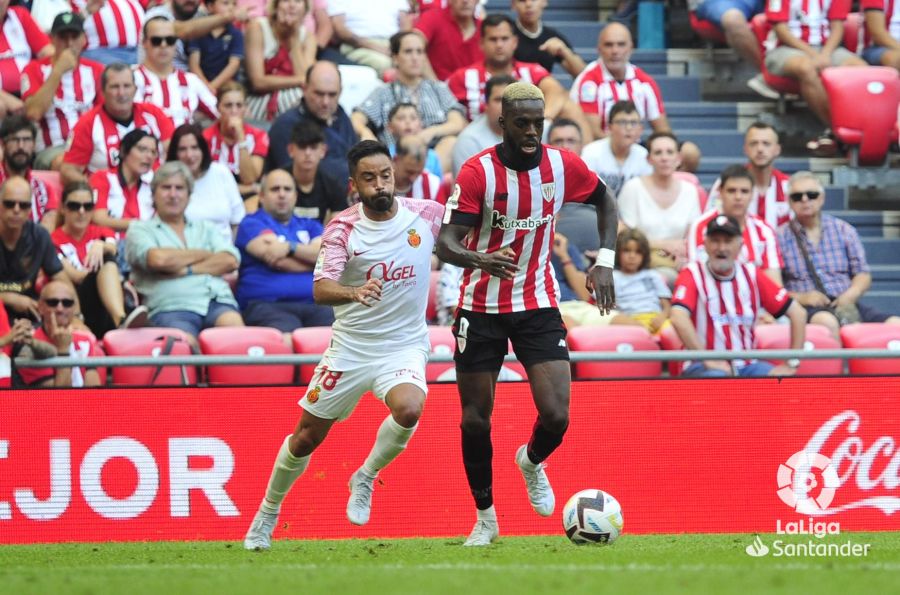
[
  {"x1": 869, "y1": 266, "x2": 900, "y2": 292},
  {"x1": 667, "y1": 102, "x2": 738, "y2": 130}
]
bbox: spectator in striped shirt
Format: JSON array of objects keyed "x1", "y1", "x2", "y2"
[
  {"x1": 0, "y1": 1, "x2": 52, "y2": 118},
  {"x1": 22, "y1": 12, "x2": 104, "y2": 172},
  {"x1": 0, "y1": 116, "x2": 61, "y2": 233},
  {"x1": 72, "y1": 0, "x2": 145, "y2": 66},
  {"x1": 671, "y1": 214, "x2": 806, "y2": 377},
  {"x1": 391, "y1": 136, "x2": 446, "y2": 203},
  {"x1": 777, "y1": 171, "x2": 900, "y2": 340},
  {"x1": 351, "y1": 31, "x2": 466, "y2": 174}
]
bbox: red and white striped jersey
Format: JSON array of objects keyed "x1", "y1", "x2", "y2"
[
  {"x1": 314, "y1": 197, "x2": 445, "y2": 364},
  {"x1": 672, "y1": 261, "x2": 792, "y2": 355},
  {"x1": 0, "y1": 165, "x2": 60, "y2": 224},
  {"x1": 706, "y1": 167, "x2": 791, "y2": 229},
  {"x1": 72, "y1": 0, "x2": 145, "y2": 50},
  {"x1": 89, "y1": 168, "x2": 155, "y2": 230},
  {"x1": 0, "y1": 7, "x2": 50, "y2": 94},
  {"x1": 861, "y1": 0, "x2": 900, "y2": 46},
  {"x1": 570, "y1": 61, "x2": 665, "y2": 131},
  {"x1": 63, "y1": 102, "x2": 174, "y2": 174},
  {"x1": 765, "y1": 0, "x2": 851, "y2": 48},
  {"x1": 203, "y1": 123, "x2": 270, "y2": 177},
  {"x1": 133, "y1": 65, "x2": 219, "y2": 126},
  {"x1": 448, "y1": 145, "x2": 604, "y2": 314},
  {"x1": 20, "y1": 57, "x2": 104, "y2": 152},
  {"x1": 404, "y1": 170, "x2": 447, "y2": 203},
  {"x1": 51, "y1": 224, "x2": 117, "y2": 270},
  {"x1": 446, "y1": 61, "x2": 551, "y2": 120},
  {"x1": 687, "y1": 210, "x2": 784, "y2": 270}
]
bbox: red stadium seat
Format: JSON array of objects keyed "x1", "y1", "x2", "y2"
[
  {"x1": 750, "y1": 14, "x2": 802, "y2": 97},
  {"x1": 426, "y1": 325, "x2": 455, "y2": 381},
  {"x1": 839, "y1": 323, "x2": 900, "y2": 374},
  {"x1": 199, "y1": 327, "x2": 294, "y2": 385},
  {"x1": 291, "y1": 326, "x2": 333, "y2": 384},
  {"x1": 102, "y1": 328, "x2": 199, "y2": 386},
  {"x1": 821, "y1": 66, "x2": 900, "y2": 166},
  {"x1": 843, "y1": 12, "x2": 864, "y2": 54},
  {"x1": 658, "y1": 325, "x2": 685, "y2": 376},
  {"x1": 753, "y1": 323, "x2": 842, "y2": 375},
  {"x1": 567, "y1": 326, "x2": 662, "y2": 379},
  {"x1": 689, "y1": 12, "x2": 726, "y2": 45},
  {"x1": 426, "y1": 270, "x2": 440, "y2": 323}
]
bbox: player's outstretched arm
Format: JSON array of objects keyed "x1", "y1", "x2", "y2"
[
  {"x1": 436, "y1": 223, "x2": 518, "y2": 280},
  {"x1": 313, "y1": 278, "x2": 383, "y2": 307},
  {"x1": 586, "y1": 184, "x2": 618, "y2": 313}
]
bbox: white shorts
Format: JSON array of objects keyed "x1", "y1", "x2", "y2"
[{"x1": 299, "y1": 349, "x2": 428, "y2": 421}]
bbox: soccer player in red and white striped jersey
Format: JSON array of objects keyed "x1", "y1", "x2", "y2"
[
  {"x1": 671, "y1": 214, "x2": 806, "y2": 378},
  {"x1": 688, "y1": 165, "x2": 784, "y2": 285},
  {"x1": 71, "y1": 0, "x2": 145, "y2": 61},
  {"x1": 436, "y1": 82, "x2": 617, "y2": 546},
  {"x1": 133, "y1": 16, "x2": 219, "y2": 127},
  {"x1": 21, "y1": 12, "x2": 104, "y2": 161},
  {"x1": 60, "y1": 63, "x2": 174, "y2": 185},
  {"x1": 445, "y1": 14, "x2": 592, "y2": 138}
]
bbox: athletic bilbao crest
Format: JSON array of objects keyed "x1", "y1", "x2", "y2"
[{"x1": 541, "y1": 183, "x2": 556, "y2": 202}]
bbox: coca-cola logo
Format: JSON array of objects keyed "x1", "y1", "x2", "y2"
[
  {"x1": 366, "y1": 261, "x2": 415, "y2": 282},
  {"x1": 802, "y1": 410, "x2": 900, "y2": 516}
]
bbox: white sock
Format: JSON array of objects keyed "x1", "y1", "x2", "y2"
[
  {"x1": 260, "y1": 435, "x2": 310, "y2": 515},
  {"x1": 476, "y1": 505, "x2": 497, "y2": 522},
  {"x1": 361, "y1": 415, "x2": 417, "y2": 477}
]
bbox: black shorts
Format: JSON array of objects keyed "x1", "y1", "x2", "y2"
[
  {"x1": 805, "y1": 302, "x2": 892, "y2": 324},
  {"x1": 452, "y1": 307, "x2": 569, "y2": 373}
]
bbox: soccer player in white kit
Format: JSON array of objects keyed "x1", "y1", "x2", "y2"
[{"x1": 244, "y1": 141, "x2": 445, "y2": 550}]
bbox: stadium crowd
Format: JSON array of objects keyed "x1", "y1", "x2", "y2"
[{"x1": 1, "y1": 0, "x2": 899, "y2": 387}]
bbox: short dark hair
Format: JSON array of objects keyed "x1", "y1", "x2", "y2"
[
  {"x1": 289, "y1": 120, "x2": 325, "y2": 148},
  {"x1": 101, "y1": 62, "x2": 133, "y2": 89},
  {"x1": 166, "y1": 123, "x2": 211, "y2": 174},
  {"x1": 388, "y1": 102, "x2": 419, "y2": 123},
  {"x1": 142, "y1": 15, "x2": 172, "y2": 39},
  {"x1": 608, "y1": 100, "x2": 639, "y2": 124},
  {"x1": 481, "y1": 13, "x2": 515, "y2": 36},
  {"x1": 615, "y1": 228, "x2": 651, "y2": 270},
  {"x1": 389, "y1": 30, "x2": 420, "y2": 55},
  {"x1": 485, "y1": 74, "x2": 517, "y2": 101},
  {"x1": 0, "y1": 115, "x2": 36, "y2": 141},
  {"x1": 718, "y1": 164, "x2": 754, "y2": 188},
  {"x1": 746, "y1": 120, "x2": 780, "y2": 142},
  {"x1": 347, "y1": 141, "x2": 391, "y2": 176},
  {"x1": 645, "y1": 131, "x2": 679, "y2": 153},
  {"x1": 548, "y1": 118, "x2": 581, "y2": 140},
  {"x1": 395, "y1": 135, "x2": 427, "y2": 162},
  {"x1": 118, "y1": 128, "x2": 155, "y2": 171},
  {"x1": 62, "y1": 180, "x2": 93, "y2": 204}
]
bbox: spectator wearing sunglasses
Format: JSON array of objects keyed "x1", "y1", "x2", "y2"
[
  {"x1": 777, "y1": 171, "x2": 900, "y2": 340},
  {"x1": 0, "y1": 177, "x2": 69, "y2": 323},
  {"x1": 134, "y1": 17, "x2": 219, "y2": 127},
  {"x1": 0, "y1": 116, "x2": 61, "y2": 233},
  {"x1": 52, "y1": 181, "x2": 149, "y2": 337},
  {"x1": 15, "y1": 280, "x2": 104, "y2": 387}
]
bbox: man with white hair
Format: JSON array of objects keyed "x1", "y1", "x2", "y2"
[{"x1": 777, "y1": 171, "x2": 900, "y2": 339}]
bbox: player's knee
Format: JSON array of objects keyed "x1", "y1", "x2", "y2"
[
  {"x1": 460, "y1": 412, "x2": 491, "y2": 436},
  {"x1": 539, "y1": 408, "x2": 570, "y2": 435},
  {"x1": 288, "y1": 431, "x2": 321, "y2": 457},
  {"x1": 391, "y1": 402, "x2": 423, "y2": 428}
]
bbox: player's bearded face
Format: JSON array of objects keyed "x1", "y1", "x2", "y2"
[
  {"x1": 353, "y1": 154, "x2": 395, "y2": 213},
  {"x1": 501, "y1": 100, "x2": 545, "y2": 158}
]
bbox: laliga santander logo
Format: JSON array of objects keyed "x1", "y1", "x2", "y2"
[{"x1": 776, "y1": 451, "x2": 841, "y2": 514}]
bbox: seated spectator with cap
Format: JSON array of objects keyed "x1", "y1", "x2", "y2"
[
  {"x1": 235, "y1": 168, "x2": 333, "y2": 333},
  {"x1": 777, "y1": 171, "x2": 900, "y2": 340},
  {"x1": 286, "y1": 121, "x2": 349, "y2": 225},
  {"x1": 22, "y1": 11, "x2": 104, "y2": 171},
  {"x1": 671, "y1": 214, "x2": 807, "y2": 377},
  {"x1": 0, "y1": 116, "x2": 61, "y2": 233},
  {"x1": 0, "y1": 177, "x2": 69, "y2": 322},
  {"x1": 0, "y1": 1, "x2": 52, "y2": 118},
  {"x1": 351, "y1": 31, "x2": 466, "y2": 173},
  {"x1": 126, "y1": 161, "x2": 243, "y2": 344},
  {"x1": 52, "y1": 181, "x2": 149, "y2": 337},
  {"x1": 16, "y1": 280, "x2": 103, "y2": 388}
]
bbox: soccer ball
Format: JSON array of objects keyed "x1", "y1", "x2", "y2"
[{"x1": 562, "y1": 489, "x2": 624, "y2": 545}]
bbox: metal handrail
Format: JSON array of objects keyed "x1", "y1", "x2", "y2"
[{"x1": 13, "y1": 348, "x2": 900, "y2": 368}]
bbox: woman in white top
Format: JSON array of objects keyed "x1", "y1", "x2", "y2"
[
  {"x1": 168, "y1": 124, "x2": 245, "y2": 243},
  {"x1": 617, "y1": 132, "x2": 701, "y2": 282},
  {"x1": 244, "y1": 0, "x2": 316, "y2": 120}
]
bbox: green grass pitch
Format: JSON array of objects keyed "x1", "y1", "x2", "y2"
[{"x1": 1, "y1": 533, "x2": 898, "y2": 595}]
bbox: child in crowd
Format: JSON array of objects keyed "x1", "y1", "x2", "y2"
[
  {"x1": 188, "y1": 0, "x2": 245, "y2": 92},
  {"x1": 611, "y1": 228, "x2": 672, "y2": 335}
]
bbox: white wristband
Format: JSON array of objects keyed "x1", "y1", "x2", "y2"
[{"x1": 596, "y1": 248, "x2": 615, "y2": 269}]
